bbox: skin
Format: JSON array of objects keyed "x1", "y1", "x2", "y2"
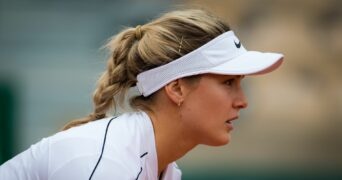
[{"x1": 147, "y1": 74, "x2": 248, "y2": 175}]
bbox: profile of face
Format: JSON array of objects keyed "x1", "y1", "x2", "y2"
[{"x1": 180, "y1": 74, "x2": 248, "y2": 146}]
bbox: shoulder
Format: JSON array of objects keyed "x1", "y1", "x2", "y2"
[
  {"x1": 49, "y1": 111, "x2": 149, "y2": 155},
  {"x1": 0, "y1": 112, "x2": 153, "y2": 180},
  {"x1": 48, "y1": 112, "x2": 151, "y2": 179},
  {"x1": 49, "y1": 112, "x2": 146, "y2": 150}
]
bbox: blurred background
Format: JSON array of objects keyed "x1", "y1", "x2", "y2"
[{"x1": 0, "y1": 0, "x2": 341, "y2": 179}]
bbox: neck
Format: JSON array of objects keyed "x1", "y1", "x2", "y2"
[{"x1": 146, "y1": 107, "x2": 197, "y2": 175}]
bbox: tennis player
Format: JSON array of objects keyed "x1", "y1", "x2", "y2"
[{"x1": 0, "y1": 9, "x2": 283, "y2": 180}]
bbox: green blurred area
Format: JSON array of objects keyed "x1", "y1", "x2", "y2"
[
  {"x1": 181, "y1": 169, "x2": 342, "y2": 180},
  {"x1": 0, "y1": 82, "x2": 15, "y2": 164}
]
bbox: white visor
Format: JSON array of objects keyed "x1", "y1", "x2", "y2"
[{"x1": 136, "y1": 31, "x2": 284, "y2": 97}]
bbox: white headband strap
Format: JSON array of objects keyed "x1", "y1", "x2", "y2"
[{"x1": 136, "y1": 31, "x2": 246, "y2": 96}]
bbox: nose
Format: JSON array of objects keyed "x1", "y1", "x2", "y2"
[{"x1": 233, "y1": 89, "x2": 248, "y2": 109}]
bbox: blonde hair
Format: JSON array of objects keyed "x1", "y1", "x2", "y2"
[{"x1": 62, "y1": 9, "x2": 230, "y2": 130}]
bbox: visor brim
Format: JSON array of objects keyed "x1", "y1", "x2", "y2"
[{"x1": 209, "y1": 51, "x2": 284, "y2": 75}]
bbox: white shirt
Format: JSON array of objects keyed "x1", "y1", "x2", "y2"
[{"x1": 0, "y1": 111, "x2": 182, "y2": 180}]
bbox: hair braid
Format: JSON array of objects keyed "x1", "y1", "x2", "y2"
[{"x1": 62, "y1": 28, "x2": 138, "y2": 130}]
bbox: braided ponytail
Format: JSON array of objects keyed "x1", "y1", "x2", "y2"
[{"x1": 62, "y1": 28, "x2": 139, "y2": 130}]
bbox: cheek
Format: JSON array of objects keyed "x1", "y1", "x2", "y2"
[
  {"x1": 198, "y1": 86, "x2": 232, "y2": 113},
  {"x1": 183, "y1": 85, "x2": 233, "y2": 121},
  {"x1": 180, "y1": 89, "x2": 233, "y2": 145}
]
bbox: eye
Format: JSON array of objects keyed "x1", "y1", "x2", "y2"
[{"x1": 224, "y1": 79, "x2": 235, "y2": 86}]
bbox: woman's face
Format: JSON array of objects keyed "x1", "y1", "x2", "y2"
[{"x1": 181, "y1": 74, "x2": 248, "y2": 146}]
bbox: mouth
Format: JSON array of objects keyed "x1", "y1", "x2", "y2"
[
  {"x1": 225, "y1": 116, "x2": 238, "y2": 123},
  {"x1": 225, "y1": 116, "x2": 238, "y2": 130}
]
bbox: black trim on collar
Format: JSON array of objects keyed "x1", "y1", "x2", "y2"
[
  {"x1": 140, "y1": 152, "x2": 148, "y2": 158},
  {"x1": 135, "y1": 167, "x2": 143, "y2": 180}
]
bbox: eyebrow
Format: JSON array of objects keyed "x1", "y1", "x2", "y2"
[
  {"x1": 233, "y1": 75, "x2": 245, "y2": 79},
  {"x1": 220, "y1": 75, "x2": 244, "y2": 81}
]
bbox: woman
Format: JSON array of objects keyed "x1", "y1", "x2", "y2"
[{"x1": 0, "y1": 9, "x2": 283, "y2": 179}]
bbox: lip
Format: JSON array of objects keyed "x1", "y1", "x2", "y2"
[
  {"x1": 226, "y1": 116, "x2": 238, "y2": 123},
  {"x1": 225, "y1": 116, "x2": 238, "y2": 130}
]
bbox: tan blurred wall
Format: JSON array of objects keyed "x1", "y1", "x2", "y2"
[{"x1": 178, "y1": 0, "x2": 342, "y2": 171}]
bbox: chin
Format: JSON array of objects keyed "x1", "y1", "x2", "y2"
[{"x1": 206, "y1": 134, "x2": 231, "y2": 146}]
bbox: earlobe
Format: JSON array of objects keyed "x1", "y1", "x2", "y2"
[{"x1": 164, "y1": 80, "x2": 184, "y2": 105}]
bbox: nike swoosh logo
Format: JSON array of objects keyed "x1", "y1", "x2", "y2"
[{"x1": 234, "y1": 40, "x2": 241, "y2": 48}]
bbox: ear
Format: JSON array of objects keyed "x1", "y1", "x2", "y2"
[{"x1": 163, "y1": 79, "x2": 187, "y2": 105}]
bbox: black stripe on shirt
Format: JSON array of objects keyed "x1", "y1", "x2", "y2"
[{"x1": 89, "y1": 117, "x2": 116, "y2": 180}]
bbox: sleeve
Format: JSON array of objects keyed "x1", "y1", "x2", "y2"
[{"x1": 0, "y1": 138, "x2": 50, "y2": 180}]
